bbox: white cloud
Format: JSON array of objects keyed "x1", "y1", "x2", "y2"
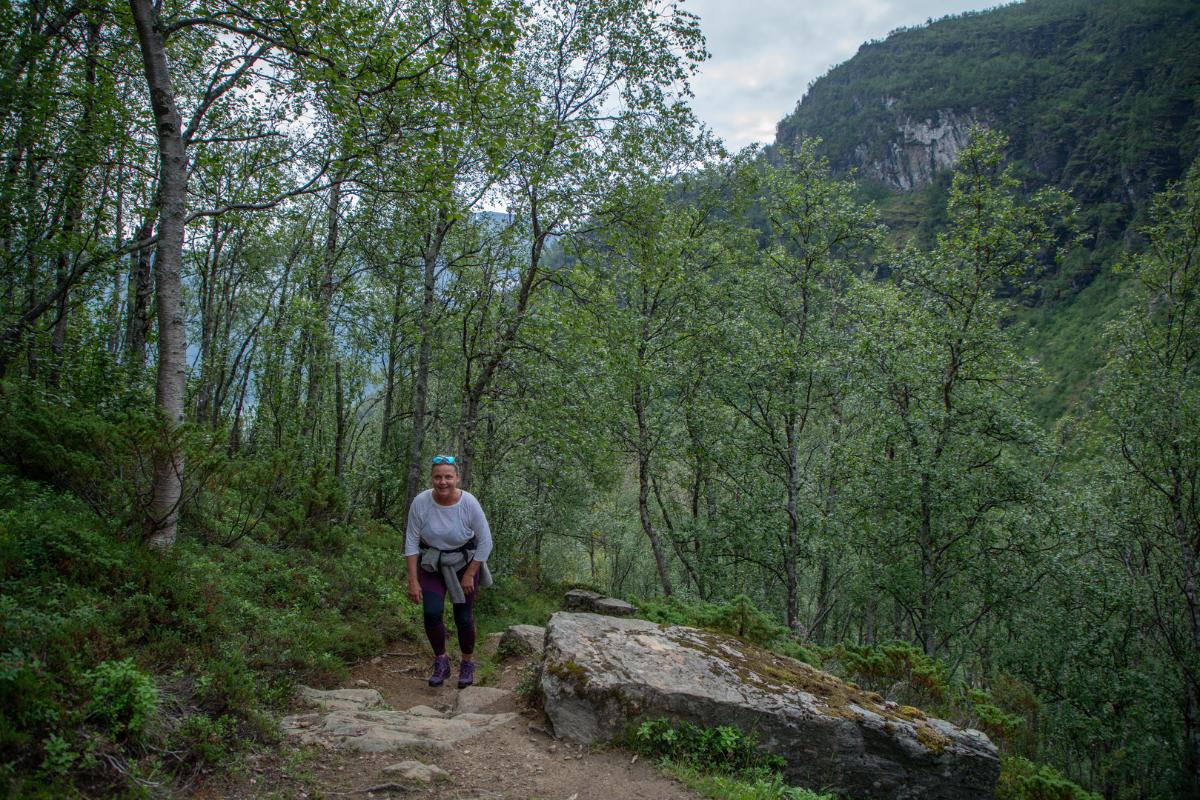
[{"x1": 680, "y1": 0, "x2": 1007, "y2": 151}]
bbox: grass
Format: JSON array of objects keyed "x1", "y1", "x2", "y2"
[
  {"x1": 474, "y1": 573, "x2": 566, "y2": 634},
  {"x1": 662, "y1": 763, "x2": 836, "y2": 800}
]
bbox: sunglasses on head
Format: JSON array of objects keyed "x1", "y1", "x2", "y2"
[{"x1": 431, "y1": 455, "x2": 456, "y2": 465}]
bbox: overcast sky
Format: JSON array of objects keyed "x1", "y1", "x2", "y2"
[{"x1": 683, "y1": 0, "x2": 1008, "y2": 151}]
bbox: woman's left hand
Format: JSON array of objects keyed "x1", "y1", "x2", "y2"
[{"x1": 461, "y1": 566, "x2": 479, "y2": 595}]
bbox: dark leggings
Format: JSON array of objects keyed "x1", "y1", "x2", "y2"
[{"x1": 419, "y1": 566, "x2": 476, "y2": 657}]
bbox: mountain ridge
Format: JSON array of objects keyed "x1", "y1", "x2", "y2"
[{"x1": 776, "y1": 0, "x2": 1200, "y2": 228}]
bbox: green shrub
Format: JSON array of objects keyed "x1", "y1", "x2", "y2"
[
  {"x1": 631, "y1": 717, "x2": 786, "y2": 776},
  {"x1": 967, "y1": 687, "x2": 1026, "y2": 745},
  {"x1": 84, "y1": 658, "x2": 157, "y2": 744},
  {"x1": 996, "y1": 755, "x2": 1101, "y2": 800},
  {"x1": 169, "y1": 713, "x2": 236, "y2": 765},
  {"x1": 0, "y1": 649, "x2": 64, "y2": 758},
  {"x1": 631, "y1": 718, "x2": 836, "y2": 800},
  {"x1": 664, "y1": 762, "x2": 836, "y2": 800},
  {"x1": 635, "y1": 595, "x2": 811, "y2": 662},
  {"x1": 834, "y1": 640, "x2": 949, "y2": 703}
]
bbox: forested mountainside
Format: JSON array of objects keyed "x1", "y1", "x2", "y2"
[
  {"x1": 775, "y1": 0, "x2": 1200, "y2": 420},
  {"x1": 777, "y1": 0, "x2": 1199, "y2": 291}
]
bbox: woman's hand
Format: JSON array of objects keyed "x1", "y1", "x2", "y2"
[
  {"x1": 461, "y1": 563, "x2": 480, "y2": 595},
  {"x1": 407, "y1": 580, "x2": 422, "y2": 604}
]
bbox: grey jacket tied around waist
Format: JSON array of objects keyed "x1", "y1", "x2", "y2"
[{"x1": 419, "y1": 544, "x2": 492, "y2": 604}]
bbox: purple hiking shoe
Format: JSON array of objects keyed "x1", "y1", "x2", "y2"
[
  {"x1": 428, "y1": 654, "x2": 451, "y2": 687},
  {"x1": 457, "y1": 659, "x2": 476, "y2": 689}
]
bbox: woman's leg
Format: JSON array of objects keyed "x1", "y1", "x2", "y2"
[
  {"x1": 451, "y1": 588, "x2": 477, "y2": 687},
  {"x1": 451, "y1": 596, "x2": 476, "y2": 657},
  {"x1": 418, "y1": 569, "x2": 449, "y2": 655}
]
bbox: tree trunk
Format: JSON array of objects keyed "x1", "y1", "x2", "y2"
[
  {"x1": 125, "y1": 213, "x2": 155, "y2": 368},
  {"x1": 195, "y1": 218, "x2": 226, "y2": 423},
  {"x1": 47, "y1": 19, "x2": 101, "y2": 385},
  {"x1": 784, "y1": 410, "x2": 801, "y2": 632},
  {"x1": 301, "y1": 178, "x2": 342, "y2": 444},
  {"x1": 334, "y1": 360, "x2": 346, "y2": 482},
  {"x1": 376, "y1": 276, "x2": 404, "y2": 516},
  {"x1": 455, "y1": 211, "x2": 549, "y2": 486},
  {"x1": 918, "y1": 480, "x2": 937, "y2": 656},
  {"x1": 634, "y1": 378, "x2": 673, "y2": 597},
  {"x1": 107, "y1": 153, "x2": 126, "y2": 355},
  {"x1": 130, "y1": 0, "x2": 189, "y2": 551},
  {"x1": 812, "y1": 554, "x2": 832, "y2": 644},
  {"x1": 229, "y1": 338, "x2": 255, "y2": 453},
  {"x1": 404, "y1": 212, "x2": 449, "y2": 518}
]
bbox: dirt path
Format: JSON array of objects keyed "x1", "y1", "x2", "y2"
[{"x1": 201, "y1": 639, "x2": 703, "y2": 800}]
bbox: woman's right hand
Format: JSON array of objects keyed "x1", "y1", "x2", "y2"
[{"x1": 407, "y1": 580, "x2": 422, "y2": 604}]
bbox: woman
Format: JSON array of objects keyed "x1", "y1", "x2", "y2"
[{"x1": 405, "y1": 455, "x2": 493, "y2": 688}]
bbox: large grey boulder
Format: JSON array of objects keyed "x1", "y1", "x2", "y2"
[{"x1": 539, "y1": 612, "x2": 998, "y2": 800}]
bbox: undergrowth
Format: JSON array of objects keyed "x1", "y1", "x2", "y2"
[
  {"x1": 0, "y1": 384, "x2": 422, "y2": 797},
  {"x1": 634, "y1": 594, "x2": 815, "y2": 664},
  {"x1": 629, "y1": 717, "x2": 833, "y2": 800}
]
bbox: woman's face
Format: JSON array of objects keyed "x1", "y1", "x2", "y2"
[{"x1": 431, "y1": 463, "x2": 459, "y2": 501}]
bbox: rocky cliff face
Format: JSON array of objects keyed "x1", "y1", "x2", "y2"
[{"x1": 849, "y1": 106, "x2": 983, "y2": 191}]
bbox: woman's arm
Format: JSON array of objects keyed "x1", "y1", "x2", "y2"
[
  {"x1": 407, "y1": 553, "x2": 421, "y2": 603},
  {"x1": 465, "y1": 494, "x2": 493, "y2": 562}
]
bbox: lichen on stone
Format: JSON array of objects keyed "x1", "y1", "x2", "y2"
[
  {"x1": 546, "y1": 659, "x2": 589, "y2": 689},
  {"x1": 915, "y1": 722, "x2": 952, "y2": 754}
]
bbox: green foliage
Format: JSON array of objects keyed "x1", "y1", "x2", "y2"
[
  {"x1": 997, "y1": 756, "x2": 1102, "y2": 800},
  {"x1": 168, "y1": 712, "x2": 238, "y2": 766},
  {"x1": 635, "y1": 595, "x2": 814, "y2": 663},
  {"x1": 474, "y1": 574, "x2": 567, "y2": 633},
  {"x1": 780, "y1": 0, "x2": 1200, "y2": 421},
  {"x1": 781, "y1": 0, "x2": 1200, "y2": 216},
  {"x1": 966, "y1": 688, "x2": 1027, "y2": 746},
  {"x1": 2, "y1": 1, "x2": 1197, "y2": 797},
  {"x1": 663, "y1": 762, "x2": 835, "y2": 800},
  {"x1": 833, "y1": 641, "x2": 949, "y2": 704},
  {"x1": 0, "y1": 649, "x2": 64, "y2": 757},
  {"x1": 0, "y1": 420, "x2": 416, "y2": 795},
  {"x1": 632, "y1": 718, "x2": 835, "y2": 800},
  {"x1": 631, "y1": 717, "x2": 785, "y2": 776},
  {"x1": 1081, "y1": 156, "x2": 1200, "y2": 795},
  {"x1": 84, "y1": 658, "x2": 157, "y2": 744}
]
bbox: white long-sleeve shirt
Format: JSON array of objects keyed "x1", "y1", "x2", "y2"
[{"x1": 404, "y1": 489, "x2": 493, "y2": 562}]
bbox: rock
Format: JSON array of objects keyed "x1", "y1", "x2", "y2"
[
  {"x1": 282, "y1": 708, "x2": 518, "y2": 754},
  {"x1": 593, "y1": 597, "x2": 635, "y2": 617},
  {"x1": 849, "y1": 107, "x2": 981, "y2": 192},
  {"x1": 539, "y1": 612, "x2": 998, "y2": 800},
  {"x1": 563, "y1": 589, "x2": 603, "y2": 611},
  {"x1": 455, "y1": 686, "x2": 513, "y2": 714},
  {"x1": 284, "y1": 688, "x2": 517, "y2": 754},
  {"x1": 406, "y1": 705, "x2": 446, "y2": 717},
  {"x1": 382, "y1": 759, "x2": 449, "y2": 783},
  {"x1": 500, "y1": 624, "x2": 547, "y2": 655},
  {"x1": 295, "y1": 687, "x2": 386, "y2": 713},
  {"x1": 563, "y1": 590, "x2": 635, "y2": 617},
  {"x1": 354, "y1": 679, "x2": 369, "y2": 688}
]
